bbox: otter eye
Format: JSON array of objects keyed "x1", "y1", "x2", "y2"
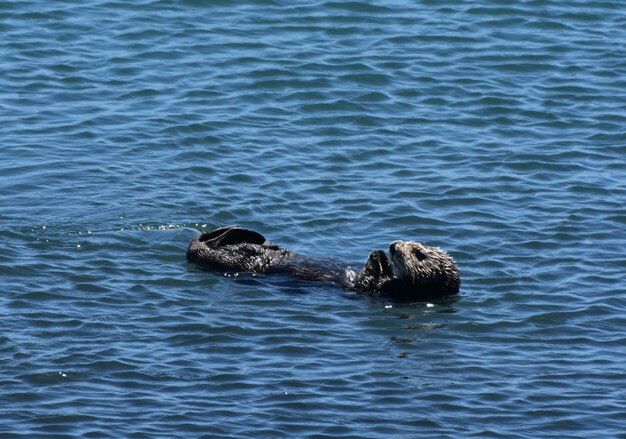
[{"x1": 413, "y1": 249, "x2": 427, "y2": 260}]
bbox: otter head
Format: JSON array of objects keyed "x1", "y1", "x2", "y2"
[{"x1": 388, "y1": 240, "x2": 460, "y2": 296}]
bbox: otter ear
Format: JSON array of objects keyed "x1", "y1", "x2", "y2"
[{"x1": 199, "y1": 226, "x2": 266, "y2": 247}]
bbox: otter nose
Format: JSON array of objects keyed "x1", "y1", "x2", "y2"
[{"x1": 389, "y1": 241, "x2": 400, "y2": 255}]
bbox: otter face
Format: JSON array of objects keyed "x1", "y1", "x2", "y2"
[{"x1": 388, "y1": 240, "x2": 460, "y2": 295}]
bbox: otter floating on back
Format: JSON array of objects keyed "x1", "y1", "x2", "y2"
[{"x1": 186, "y1": 225, "x2": 460, "y2": 301}]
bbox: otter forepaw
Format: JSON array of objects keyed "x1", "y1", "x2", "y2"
[{"x1": 364, "y1": 250, "x2": 393, "y2": 278}]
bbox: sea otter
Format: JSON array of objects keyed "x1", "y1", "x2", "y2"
[{"x1": 186, "y1": 225, "x2": 460, "y2": 300}]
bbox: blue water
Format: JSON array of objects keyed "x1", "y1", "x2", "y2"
[{"x1": 2, "y1": 1, "x2": 626, "y2": 437}]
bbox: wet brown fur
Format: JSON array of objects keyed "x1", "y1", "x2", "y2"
[{"x1": 187, "y1": 226, "x2": 460, "y2": 300}]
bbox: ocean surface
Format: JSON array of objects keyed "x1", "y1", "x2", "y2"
[{"x1": 2, "y1": 1, "x2": 625, "y2": 437}]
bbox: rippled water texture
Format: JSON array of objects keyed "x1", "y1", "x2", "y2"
[{"x1": 2, "y1": 1, "x2": 626, "y2": 437}]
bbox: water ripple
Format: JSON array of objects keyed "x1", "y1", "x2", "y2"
[{"x1": 2, "y1": 0, "x2": 626, "y2": 437}]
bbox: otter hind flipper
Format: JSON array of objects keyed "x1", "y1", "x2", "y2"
[{"x1": 199, "y1": 225, "x2": 267, "y2": 248}]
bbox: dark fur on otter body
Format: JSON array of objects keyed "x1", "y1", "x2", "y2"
[{"x1": 187, "y1": 225, "x2": 460, "y2": 300}]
